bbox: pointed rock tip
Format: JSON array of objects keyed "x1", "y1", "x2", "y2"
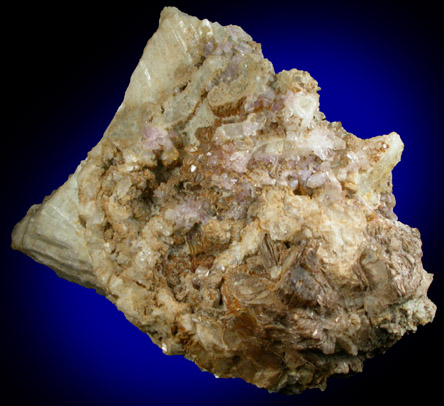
[
  {"x1": 11, "y1": 204, "x2": 39, "y2": 252},
  {"x1": 159, "y1": 6, "x2": 189, "y2": 22}
]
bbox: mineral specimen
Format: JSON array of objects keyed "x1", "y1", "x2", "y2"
[{"x1": 11, "y1": 7, "x2": 436, "y2": 394}]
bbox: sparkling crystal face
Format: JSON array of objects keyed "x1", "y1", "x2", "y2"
[{"x1": 11, "y1": 7, "x2": 436, "y2": 395}]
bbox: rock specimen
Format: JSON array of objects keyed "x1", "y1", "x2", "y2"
[{"x1": 12, "y1": 7, "x2": 436, "y2": 394}]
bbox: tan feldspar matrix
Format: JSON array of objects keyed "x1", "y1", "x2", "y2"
[{"x1": 12, "y1": 7, "x2": 436, "y2": 394}]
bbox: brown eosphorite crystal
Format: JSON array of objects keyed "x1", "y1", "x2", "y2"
[{"x1": 11, "y1": 7, "x2": 436, "y2": 394}]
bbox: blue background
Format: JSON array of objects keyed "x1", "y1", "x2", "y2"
[{"x1": 4, "y1": 1, "x2": 443, "y2": 404}]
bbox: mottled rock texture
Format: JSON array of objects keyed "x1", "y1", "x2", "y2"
[{"x1": 12, "y1": 7, "x2": 436, "y2": 394}]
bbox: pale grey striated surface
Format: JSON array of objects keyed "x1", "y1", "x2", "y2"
[{"x1": 12, "y1": 7, "x2": 436, "y2": 394}]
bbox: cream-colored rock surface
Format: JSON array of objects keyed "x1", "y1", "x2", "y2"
[{"x1": 12, "y1": 7, "x2": 436, "y2": 394}]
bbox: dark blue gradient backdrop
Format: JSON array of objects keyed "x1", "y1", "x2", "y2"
[{"x1": 4, "y1": 1, "x2": 443, "y2": 405}]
